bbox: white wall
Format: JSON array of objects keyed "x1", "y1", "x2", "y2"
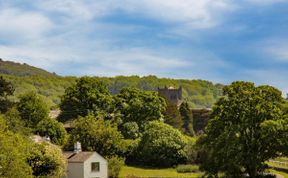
[{"x1": 83, "y1": 153, "x2": 108, "y2": 178}]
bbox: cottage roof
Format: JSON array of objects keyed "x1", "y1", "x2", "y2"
[{"x1": 63, "y1": 152, "x2": 95, "y2": 163}]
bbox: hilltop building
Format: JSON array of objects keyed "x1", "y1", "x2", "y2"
[{"x1": 158, "y1": 86, "x2": 183, "y2": 106}]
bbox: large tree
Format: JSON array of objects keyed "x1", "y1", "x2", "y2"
[
  {"x1": 136, "y1": 121, "x2": 187, "y2": 167},
  {"x1": 58, "y1": 76, "x2": 113, "y2": 122},
  {"x1": 197, "y1": 81, "x2": 288, "y2": 177},
  {"x1": 163, "y1": 100, "x2": 183, "y2": 130},
  {"x1": 69, "y1": 115, "x2": 126, "y2": 157},
  {"x1": 115, "y1": 87, "x2": 166, "y2": 128},
  {"x1": 17, "y1": 92, "x2": 49, "y2": 127}
]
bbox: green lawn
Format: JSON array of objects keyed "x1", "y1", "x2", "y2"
[{"x1": 119, "y1": 166, "x2": 203, "y2": 178}]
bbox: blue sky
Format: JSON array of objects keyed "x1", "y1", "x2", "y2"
[{"x1": 1, "y1": 0, "x2": 288, "y2": 92}]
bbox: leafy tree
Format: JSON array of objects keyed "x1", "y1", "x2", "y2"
[
  {"x1": 137, "y1": 121, "x2": 187, "y2": 167},
  {"x1": 0, "y1": 116, "x2": 33, "y2": 178},
  {"x1": 36, "y1": 118, "x2": 68, "y2": 145},
  {"x1": 0, "y1": 76, "x2": 14, "y2": 113},
  {"x1": 3, "y1": 107, "x2": 31, "y2": 135},
  {"x1": 197, "y1": 81, "x2": 288, "y2": 177},
  {"x1": 120, "y1": 121, "x2": 140, "y2": 139},
  {"x1": 69, "y1": 115, "x2": 126, "y2": 157},
  {"x1": 17, "y1": 92, "x2": 49, "y2": 127},
  {"x1": 180, "y1": 102, "x2": 194, "y2": 136},
  {"x1": 163, "y1": 100, "x2": 183, "y2": 130},
  {"x1": 59, "y1": 76, "x2": 114, "y2": 122},
  {"x1": 115, "y1": 87, "x2": 166, "y2": 128},
  {"x1": 27, "y1": 142, "x2": 66, "y2": 177}
]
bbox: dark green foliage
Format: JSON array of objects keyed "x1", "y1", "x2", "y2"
[
  {"x1": 163, "y1": 100, "x2": 183, "y2": 130},
  {"x1": 69, "y1": 115, "x2": 126, "y2": 157},
  {"x1": 36, "y1": 118, "x2": 68, "y2": 145},
  {"x1": 176, "y1": 164, "x2": 199, "y2": 173},
  {"x1": 115, "y1": 87, "x2": 166, "y2": 128},
  {"x1": 197, "y1": 81, "x2": 288, "y2": 177},
  {"x1": 180, "y1": 102, "x2": 194, "y2": 136},
  {"x1": 192, "y1": 108, "x2": 211, "y2": 134},
  {"x1": 137, "y1": 121, "x2": 187, "y2": 167},
  {"x1": 0, "y1": 76, "x2": 15, "y2": 113},
  {"x1": 17, "y1": 92, "x2": 49, "y2": 127},
  {"x1": 108, "y1": 156, "x2": 125, "y2": 178},
  {"x1": 59, "y1": 76, "x2": 113, "y2": 122}
]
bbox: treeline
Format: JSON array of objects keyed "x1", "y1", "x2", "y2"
[{"x1": 3, "y1": 74, "x2": 223, "y2": 108}]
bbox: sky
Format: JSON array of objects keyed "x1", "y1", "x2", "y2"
[{"x1": 0, "y1": 0, "x2": 288, "y2": 93}]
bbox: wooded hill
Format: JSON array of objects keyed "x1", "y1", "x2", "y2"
[{"x1": 0, "y1": 59, "x2": 224, "y2": 108}]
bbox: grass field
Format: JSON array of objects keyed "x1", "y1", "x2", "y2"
[{"x1": 119, "y1": 166, "x2": 203, "y2": 178}]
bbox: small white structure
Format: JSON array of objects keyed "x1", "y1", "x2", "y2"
[{"x1": 63, "y1": 143, "x2": 108, "y2": 178}]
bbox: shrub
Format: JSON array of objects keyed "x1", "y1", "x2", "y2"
[
  {"x1": 108, "y1": 156, "x2": 125, "y2": 178},
  {"x1": 176, "y1": 164, "x2": 199, "y2": 173}
]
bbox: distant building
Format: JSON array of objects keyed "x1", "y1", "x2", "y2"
[
  {"x1": 63, "y1": 142, "x2": 108, "y2": 178},
  {"x1": 158, "y1": 86, "x2": 183, "y2": 106}
]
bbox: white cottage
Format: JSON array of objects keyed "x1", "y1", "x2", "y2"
[{"x1": 63, "y1": 143, "x2": 108, "y2": 178}]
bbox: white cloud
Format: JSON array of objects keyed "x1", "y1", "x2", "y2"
[{"x1": 0, "y1": 8, "x2": 53, "y2": 41}]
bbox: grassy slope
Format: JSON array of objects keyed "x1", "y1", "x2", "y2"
[{"x1": 119, "y1": 166, "x2": 203, "y2": 178}]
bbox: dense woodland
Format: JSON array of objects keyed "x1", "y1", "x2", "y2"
[{"x1": 0, "y1": 60, "x2": 223, "y2": 109}]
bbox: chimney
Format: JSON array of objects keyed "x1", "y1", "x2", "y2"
[{"x1": 74, "y1": 142, "x2": 82, "y2": 153}]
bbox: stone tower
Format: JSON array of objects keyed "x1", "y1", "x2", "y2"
[{"x1": 158, "y1": 86, "x2": 183, "y2": 106}]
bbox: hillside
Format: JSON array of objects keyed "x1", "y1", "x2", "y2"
[
  {"x1": 0, "y1": 58, "x2": 57, "y2": 77},
  {"x1": 0, "y1": 59, "x2": 224, "y2": 108}
]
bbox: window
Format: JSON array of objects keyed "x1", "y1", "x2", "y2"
[{"x1": 91, "y1": 162, "x2": 100, "y2": 172}]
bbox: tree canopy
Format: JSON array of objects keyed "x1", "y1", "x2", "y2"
[
  {"x1": 17, "y1": 92, "x2": 49, "y2": 127},
  {"x1": 115, "y1": 87, "x2": 166, "y2": 128},
  {"x1": 197, "y1": 81, "x2": 288, "y2": 177},
  {"x1": 59, "y1": 76, "x2": 113, "y2": 122},
  {"x1": 136, "y1": 121, "x2": 188, "y2": 167}
]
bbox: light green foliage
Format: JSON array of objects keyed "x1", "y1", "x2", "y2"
[
  {"x1": 137, "y1": 121, "x2": 188, "y2": 167},
  {"x1": 27, "y1": 142, "x2": 67, "y2": 177},
  {"x1": 36, "y1": 118, "x2": 68, "y2": 146},
  {"x1": 197, "y1": 81, "x2": 288, "y2": 177},
  {"x1": 0, "y1": 116, "x2": 33, "y2": 178},
  {"x1": 120, "y1": 122, "x2": 140, "y2": 139},
  {"x1": 3, "y1": 107, "x2": 31, "y2": 135},
  {"x1": 108, "y1": 156, "x2": 125, "y2": 178},
  {"x1": 59, "y1": 76, "x2": 113, "y2": 122},
  {"x1": 115, "y1": 87, "x2": 166, "y2": 128},
  {"x1": 180, "y1": 102, "x2": 194, "y2": 136},
  {"x1": 70, "y1": 115, "x2": 126, "y2": 157},
  {"x1": 17, "y1": 92, "x2": 49, "y2": 127},
  {"x1": 163, "y1": 100, "x2": 183, "y2": 130}
]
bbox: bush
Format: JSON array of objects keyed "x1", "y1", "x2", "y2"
[
  {"x1": 108, "y1": 156, "x2": 125, "y2": 178},
  {"x1": 176, "y1": 164, "x2": 199, "y2": 173}
]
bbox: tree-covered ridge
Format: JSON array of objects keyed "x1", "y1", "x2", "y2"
[
  {"x1": 0, "y1": 59, "x2": 57, "y2": 77},
  {"x1": 0, "y1": 60, "x2": 224, "y2": 108}
]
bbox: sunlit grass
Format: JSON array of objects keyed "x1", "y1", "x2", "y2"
[{"x1": 119, "y1": 166, "x2": 203, "y2": 178}]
